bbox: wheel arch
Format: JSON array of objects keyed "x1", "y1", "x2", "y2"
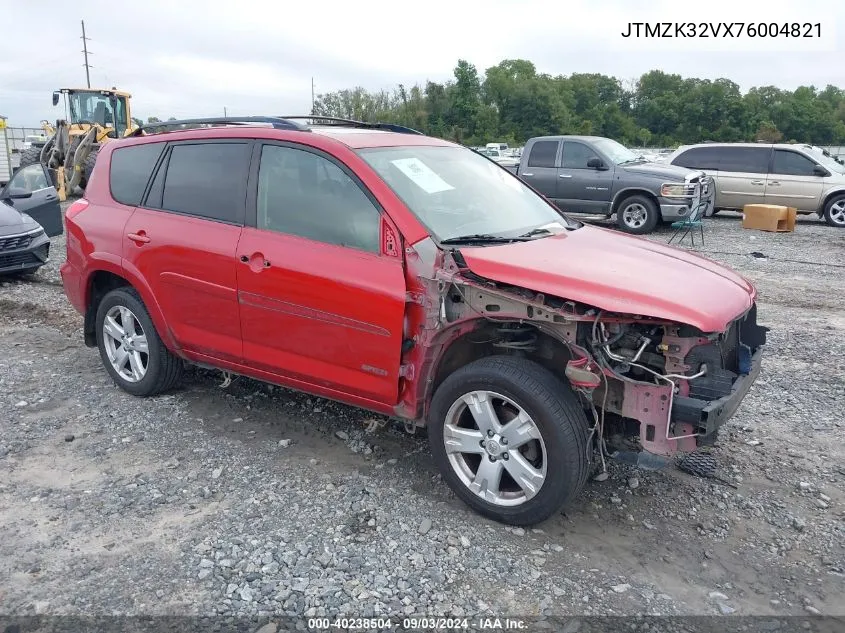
[
  {"x1": 820, "y1": 188, "x2": 845, "y2": 215},
  {"x1": 610, "y1": 187, "x2": 661, "y2": 214},
  {"x1": 83, "y1": 264, "x2": 179, "y2": 353},
  {"x1": 420, "y1": 319, "x2": 577, "y2": 422}
]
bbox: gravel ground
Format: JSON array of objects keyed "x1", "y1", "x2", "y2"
[{"x1": 1, "y1": 207, "x2": 844, "y2": 621}]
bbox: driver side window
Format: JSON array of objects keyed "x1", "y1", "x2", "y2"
[{"x1": 562, "y1": 142, "x2": 599, "y2": 169}]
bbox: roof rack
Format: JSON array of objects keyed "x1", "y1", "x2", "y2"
[
  {"x1": 129, "y1": 116, "x2": 309, "y2": 137},
  {"x1": 279, "y1": 115, "x2": 424, "y2": 135}
]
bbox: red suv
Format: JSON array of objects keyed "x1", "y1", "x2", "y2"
[{"x1": 61, "y1": 116, "x2": 767, "y2": 525}]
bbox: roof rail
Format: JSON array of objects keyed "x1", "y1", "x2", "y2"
[
  {"x1": 279, "y1": 115, "x2": 424, "y2": 135},
  {"x1": 129, "y1": 116, "x2": 309, "y2": 137}
]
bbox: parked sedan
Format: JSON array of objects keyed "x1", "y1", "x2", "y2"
[{"x1": 0, "y1": 163, "x2": 64, "y2": 276}]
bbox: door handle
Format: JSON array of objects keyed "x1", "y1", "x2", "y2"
[
  {"x1": 240, "y1": 253, "x2": 271, "y2": 269},
  {"x1": 768, "y1": 181, "x2": 780, "y2": 186},
  {"x1": 558, "y1": 173, "x2": 572, "y2": 178},
  {"x1": 521, "y1": 172, "x2": 534, "y2": 177},
  {"x1": 127, "y1": 232, "x2": 150, "y2": 244},
  {"x1": 45, "y1": 194, "x2": 57, "y2": 201},
  {"x1": 750, "y1": 180, "x2": 765, "y2": 185}
]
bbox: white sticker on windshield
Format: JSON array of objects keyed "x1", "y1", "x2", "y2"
[{"x1": 391, "y1": 158, "x2": 455, "y2": 194}]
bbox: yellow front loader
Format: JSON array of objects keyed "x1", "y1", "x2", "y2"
[{"x1": 19, "y1": 88, "x2": 138, "y2": 200}]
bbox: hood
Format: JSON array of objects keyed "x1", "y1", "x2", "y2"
[
  {"x1": 619, "y1": 161, "x2": 700, "y2": 181},
  {"x1": 458, "y1": 226, "x2": 755, "y2": 333},
  {"x1": 0, "y1": 202, "x2": 40, "y2": 237}
]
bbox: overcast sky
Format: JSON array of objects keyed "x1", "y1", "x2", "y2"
[{"x1": 1, "y1": 0, "x2": 842, "y2": 126}]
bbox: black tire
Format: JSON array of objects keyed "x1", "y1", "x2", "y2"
[
  {"x1": 17, "y1": 146, "x2": 42, "y2": 170},
  {"x1": 428, "y1": 356, "x2": 591, "y2": 525},
  {"x1": 95, "y1": 287, "x2": 183, "y2": 396},
  {"x1": 616, "y1": 195, "x2": 660, "y2": 234},
  {"x1": 81, "y1": 147, "x2": 99, "y2": 190},
  {"x1": 822, "y1": 193, "x2": 845, "y2": 228}
]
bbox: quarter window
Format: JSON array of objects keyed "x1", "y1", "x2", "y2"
[
  {"x1": 257, "y1": 145, "x2": 380, "y2": 253},
  {"x1": 672, "y1": 147, "x2": 722, "y2": 171},
  {"x1": 110, "y1": 142, "x2": 164, "y2": 206}
]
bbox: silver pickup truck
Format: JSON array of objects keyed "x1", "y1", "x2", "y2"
[{"x1": 514, "y1": 135, "x2": 713, "y2": 234}]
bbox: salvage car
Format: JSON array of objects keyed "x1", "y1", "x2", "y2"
[
  {"x1": 515, "y1": 135, "x2": 713, "y2": 234},
  {"x1": 60, "y1": 116, "x2": 767, "y2": 525},
  {"x1": 0, "y1": 163, "x2": 63, "y2": 276}
]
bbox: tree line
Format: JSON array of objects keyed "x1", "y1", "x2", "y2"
[{"x1": 310, "y1": 59, "x2": 845, "y2": 148}]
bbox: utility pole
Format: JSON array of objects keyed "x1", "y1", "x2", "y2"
[
  {"x1": 311, "y1": 77, "x2": 315, "y2": 115},
  {"x1": 81, "y1": 20, "x2": 92, "y2": 89},
  {"x1": 224, "y1": 106, "x2": 228, "y2": 117}
]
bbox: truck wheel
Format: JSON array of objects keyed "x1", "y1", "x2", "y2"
[
  {"x1": 616, "y1": 195, "x2": 659, "y2": 234},
  {"x1": 428, "y1": 356, "x2": 591, "y2": 526},
  {"x1": 95, "y1": 287, "x2": 183, "y2": 396},
  {"x1": 17, "y1": 147, "x2": 42, "y2": 170},
  {"x1": 81, "y1": 147, "x2": 100, "y2": 190},
  {"x1": 823, "y1": 194, "x2": 845, "y2": 227}
]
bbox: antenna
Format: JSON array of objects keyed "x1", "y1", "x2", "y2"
[{"x1": 81, "y1": 20, "x2": 92, "y2": 89}]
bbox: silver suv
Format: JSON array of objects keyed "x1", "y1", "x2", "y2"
[{"x1": 666, "y1": 143, "x2": 845, "y2": 227}]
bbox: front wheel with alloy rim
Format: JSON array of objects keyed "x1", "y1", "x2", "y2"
[
  {"x1": 823, "y1": 194, "x2": 845, "y2": 227},
  {"x1": 428, "y1": 356, "x2": 591, "y2": 525},
  {"x1": 95, "y1": 287, "x2": 183, "y2": 396},
  {"x1": 616, "y1": 195, "x2": 659, "y2": 234}
]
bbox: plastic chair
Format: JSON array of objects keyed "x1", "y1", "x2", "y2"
[{"x1": 668, "y1": 193, "x2": 711, "y2": 247}]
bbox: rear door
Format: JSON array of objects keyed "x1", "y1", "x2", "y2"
[
  {"x1": 556, "y1": 140, "x2": 613, "y2": 213},
  {"x1": 236, "y1": 142, "x2": 406, "y2": 404},
  {"x1": 0, "y1": 164, "x2": 63, "y2": 236},
  {"x1": 710, "y1": 146, "x2": 771, "y2": 209},
  {"x1": 765, "y1": 149, "x2": 826, "y2": 211},
  {"x1": 123, "y1": 140, "x2": 250, "y2": 364},
  {"x1": 518, "y1": 140, "x2": 560, "y2": 201}
]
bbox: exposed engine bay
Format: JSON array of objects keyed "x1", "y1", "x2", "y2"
[{"x1": 400, "y1": 246, "x2": 768, "y2": 466}]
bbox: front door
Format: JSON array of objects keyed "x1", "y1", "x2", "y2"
[
  {"x1": 123, "y1": 141, "x2": 250, "y2": 363},
  {"x1": 236, "y1": 142, "x2": 406, "y2": 404},
  {"x1": 556, "y1": 140, "x2": 613, "y2": 213},
  {"x1": 765, "y1": 149, "x2": 826, "y2": 211},
  {"x1": 1, "y1": 164, "x2": 63, "y2": 236},
  {"x1": 518, "y1": 140, "x2": 560, "y2": 202}
]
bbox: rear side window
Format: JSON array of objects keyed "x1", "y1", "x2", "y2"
[
  {"x1": 158, "y1": 143, "x2": 250, "y2": 223},
  {"x1": 527, "y1": 141, "x2": 558, "y2": 168},
  {"x1": 771, "y1": 150, "x2": 817, "y2": 176},
  {"x1": 672, "y1": 147, "x2": 722, "y2": 171},
  {"x1": 715, "y1": 147, "x2": 770, "y2": 173},
  {"x1": 110, "y1": 142, "x2": 164, "y2": 205}
]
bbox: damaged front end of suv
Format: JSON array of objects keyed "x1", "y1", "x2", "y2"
[{"x1": 399, "y1": 240, "x2": 767, "y2": 465}]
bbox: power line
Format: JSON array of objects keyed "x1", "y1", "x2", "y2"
[{"x1": 81, "y1": 20, "x2": 92, "y2": 89}]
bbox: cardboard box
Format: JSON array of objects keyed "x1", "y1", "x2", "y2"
[{"x1": 742, "y1": 204, "x2": 797, "y2": 232}]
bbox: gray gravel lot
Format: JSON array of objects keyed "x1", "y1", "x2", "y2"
[{"x1": 1, "y1": 208, "x2": 844, "y2": 620}]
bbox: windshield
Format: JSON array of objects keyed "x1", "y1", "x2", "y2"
[
  {"x1": 592, "y1": 138, "x2": 640, "y2": 164},
  {"x1": 68, "y1": 91, "x2": 128, "y2": 135},
  {"x1": 804, "y1": 147, "x2": 845, "y2": 174},
  {"x1": 358, "y1": 145, "x2": 578, "y2": 240}
]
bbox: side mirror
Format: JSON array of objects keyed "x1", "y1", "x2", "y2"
[
  {"x1": 1, "y1": 188, "x2": 33, "y2": 200},
  {"x1": 813, "y1": 164, "x2": 829, "y2": 177},
  {"x1": 52, "y1": 92, "x2": 60, "y2": 106},
  {"x1": 587, "y1": 157, "x2": 606, "y2": 170}
]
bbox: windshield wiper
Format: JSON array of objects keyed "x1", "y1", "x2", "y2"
[
  {"x1": 440, "y1": 234, "x2": 528, "y2": 245},
  {"x1": 517, "y1": 227, "x2": 554, "y2": 238}
]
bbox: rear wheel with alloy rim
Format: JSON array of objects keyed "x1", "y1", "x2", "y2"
[
  {"x1": 823, "y1": 194, "x2": 845, "y2": 227},
  {"x1": 616, "y1": 195, "x2": 659, "y2": 234},
  {"x1": 428, "y1": 356, "x2": 591, "y2": 525},
  {"x1": 95, "y1": 287, "x2": 183, "y2": 396}
]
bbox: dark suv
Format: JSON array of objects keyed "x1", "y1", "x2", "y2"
[{"x1": 61, "y1": 117, "x2": 766, "y2": 525}]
